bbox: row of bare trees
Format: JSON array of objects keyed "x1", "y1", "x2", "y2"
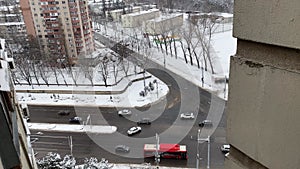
[
  {"x1": 12, "y1": 46, "x2": 133, "y2": 87},
  {"x1": 99, "y1": 12, "x2": 218, "y2": 78}
]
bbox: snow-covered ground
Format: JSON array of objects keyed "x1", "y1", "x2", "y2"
[
  {"x1": 93, "y1": 14, "x2": 236, "y2": 100},
  {"x1": 17, "y1": 74, "x2": 168, "y2": 107}
]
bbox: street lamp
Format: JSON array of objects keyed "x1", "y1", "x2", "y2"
[
  {"x1": 155, "y1": 133, "x2": 160, "y2": 166},
  {"x1": 196, "y1": 129, "x2": 210, "y2": 169},
  {"x1": 68, "y1": 136, "x2": 73, "y2": 156}
]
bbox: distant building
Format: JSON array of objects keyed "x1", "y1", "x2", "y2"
[
  {"x1": 20, "y1": 0, "x2": 95, "y2": 64},
  {"x1": 121, "y1": 8, "x2": 160, "y2": 28},
  {"x1": 106, "y1": 6, "x2": 142, "y2": 22},
  {"x1": 0, "y1": 38, "x2": 37, "y2": 169},
  {"x1": 145, "y1": 13, "x2": 183, "y2": 35}
]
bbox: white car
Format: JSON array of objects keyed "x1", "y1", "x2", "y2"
[
  {"x1": 118, "y1": 109, "x2": 132, "y2": 116},
  {"x1": 180, "y1": 112, "x2": 195, "y2": 119},
  {"x1": 127, "y1": 126, "x2": 141, "y2": 136},
  {"x1": 221, "y1": 144, "x2": 230, "y2": 153}
]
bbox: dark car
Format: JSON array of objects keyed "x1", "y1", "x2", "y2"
[
  {"x1": 69, "y1": 116, "x2": 82, "y2": 124},
  {"x1": 137, "y1": 118, "x2": 151, "y2": 125},
  {"x1": 58, "y1": 110, "x2": 70, "y2": 116},
  {"x1": 199, "y1": 120, "x2": 213, "y2": 127},
  {"x1": 115, "y1": 145, "x2": 130, "y2": 153}
]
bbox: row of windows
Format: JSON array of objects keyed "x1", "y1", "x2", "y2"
[{"x1": 32, "y1": 1, "x2": 66, "y2": 6}]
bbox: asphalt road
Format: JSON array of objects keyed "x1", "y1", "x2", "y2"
[
  {"x1": 29, "y1": 33, "x2": 227, "y2": 168},
  {"x1": 29, "y1": 69, "x2": 227, "y2": 168}
]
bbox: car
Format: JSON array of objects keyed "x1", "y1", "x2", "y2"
[
  {"x1": 115, "y1": 145, "x2": 130, "y2": 153},
  {"x1": 199, "y1": 120, "x2": 213, "y2": 127},
  {"x1": 118, "y1": 109, "x2": 132, "y2": 116},
  {"x1": 69, "y1": 116, "x2": 82, "y2": 124},
  {"x1": 180, "y1": 112, "x2": 195, "y2": 119},
  {"x1": 127, "y1": 126, "x2": 141, "y2": 136},
  {"x1": 137, "y1": 118, "x2": 151, "y2": 125},
  {"x1": 58, "y1": 110, "x2": 70, "y2": 116},
  {"x1": 221, "y1": 144, "x2": 230, "y2": 153}
]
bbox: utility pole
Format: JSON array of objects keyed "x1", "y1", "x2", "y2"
[
  {"x1": 155, "y1": 133, "x2": 160, "y2": 166},
  {"x1": 69, "y1": 136, "x2": 73, "y2": 156},
  {"x1": 197, "y1": 129, "x2": 210, "y2": 169}
]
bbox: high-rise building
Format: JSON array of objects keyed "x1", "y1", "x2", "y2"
[{"x1": 20, "y1": 0, "x2": 95, "y2": 65}]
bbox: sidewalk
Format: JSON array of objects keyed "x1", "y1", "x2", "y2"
[
  {"x1": 16, "y1": 74, "x2": 169, "y2": 108},
  {"x1": 28, "y1": 123, "x2": 117, "y2": 134}
]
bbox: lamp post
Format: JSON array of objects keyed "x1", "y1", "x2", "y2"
[
  {"x1": 196, "y1": 129, "x2": 210, "y2": 169},
  {"x1": 155, "y1": 133, "x2": 160, "y2": 166},
  {"x1": 69, "y1": 136, "x2": 73, "y2": 156}
]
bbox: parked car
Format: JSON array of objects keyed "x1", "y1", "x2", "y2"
[
  {"x1": 127, "y1": 126, "x2": 142, "y2": 136},
  {"x1": 137, "y1": 118, "x2": 151, "y2": 125},
  {"x1": 69, "y1": 116, "x2": 82, "y2": 124},
  {"x1": 199, "y1": 120, "x2": 213, "y2": 127},
  {"x1": 118, "y1": 109, "x2": 132, "y2": 116},
  {"x1": 221, "y1": 144, "x2": 230, "y2": 153},
  {"x1": 58, "y1": 110, "x2": 70, "y2": 116},
  {"x1": 180, "y1": 112, "x2": 195, "y2": 119},
  {"x1": 115, "y1": 145, "x2": 130, "y2": 153}
]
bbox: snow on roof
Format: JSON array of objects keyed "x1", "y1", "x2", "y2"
[
  {"x1": 148, "y1": 13, "x2": 182, "y2": 22},
  {"x1": 125, "y1": 8, "x2": 159, "y2": 17}
]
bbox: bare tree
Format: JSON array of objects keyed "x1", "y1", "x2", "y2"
[
  {"x1": 120, "y1": 58, "x2": 130, "y2": 77},
  {"x1": 98, "y1": 55, "x2": 110, "y2": 87},
  {"x1": 15, "y1": 57, "x2": 32, "y2": 85},
  {"x1": 180, "y1": 22, "x2": 196, "y2": 66},
  {"x1": 112, "y1": 61, "x2": 120, "y2": 84},
  {"x1": 195, "y1": 15, "x2": 218, "y2": 74},
  {"x1": 79, "y1": 58, "x2": 95, "y2": 86}
]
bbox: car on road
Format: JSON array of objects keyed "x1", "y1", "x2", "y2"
[
  {"x1": 199, "y1": 120, "x2": 213, "y2": 127},
  {"x1": 127, "y1": 126, "x2": 142, "y2": 136},
  {"x1": 137, "y1": 118, "x2": 151, "y2": 125},
  {"x1": 58, "y1": 110, "x2": 70, "y2": 116},
  {"x1": 115, "y1": 145, "x2": 130, "y2": 153},
  {"x1": 221, "y1": 144, "x2": 230, "y2": 153},
  {"x1": 69, "y1": 116, "x2": 82, "y2": 124},
  {"x1": 118, "y1": 109, "x2": 132, "y2": 116},
  {"x1": 180, "y1": 112, "x2": 195, "y2": 119}
]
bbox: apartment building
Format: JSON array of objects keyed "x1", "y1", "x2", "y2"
[
  {"x1": 0, "y1": 39, "x2": 37, "y2": 169},
  {"x1": 20, "y1": 0, "x2": 95, "y2": 64},
  {"x1": 145, "y1": 13, "x2": 183, "y2": 35},
  {"x1": 226, "y1": 1, "x2": 300, "y2": 169},
  {"x1": 106, "y1": 6, "x2": 142, "y2": 22},
  {"x1": 0, "y1": 4, "x2": 27, "y2": 46},
  {"x1": 121, "y1": 8, "x2": 160, "y2": 28}
]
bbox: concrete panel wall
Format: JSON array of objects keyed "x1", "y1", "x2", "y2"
[
  {"x1": 233, "y1": 0, "x2": 300, "y2": 49},
  {"x1": 227, "y1": 56, "x2": 300, "y2": 169}
]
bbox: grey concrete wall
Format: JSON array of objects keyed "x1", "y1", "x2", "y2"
[
  {"x1": 233, "y1": 0, "x2": 300, "y2": 49},
  {"x1": 227, "y1": 55, "x2": 300, "y2": 169}
]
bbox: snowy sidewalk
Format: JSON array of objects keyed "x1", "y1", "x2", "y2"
[
  {"x1": 28, "y1": 123, "x2": 117, "y2": 134},
  {"x1": 17, "y1": 75, "x2": 169, "y2": 108}
]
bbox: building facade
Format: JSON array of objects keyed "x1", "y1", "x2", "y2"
[
  {"x1": 106, "y1": 6, "x2": 142, "y2": 22},
  {"x1": 20, "y1": 0, "x2": 95, "y2": 64},
  {"x1": 0, "y1": 39, "x2": 37, "y2": 169},
  {"x1": 121, "y1": 8, "x2": 160, "y2": 28},
  {"x1": 226, "y1": 1, "x2": 300, "y2": 169},
  {"x1": 145, "y1": 13, "x2": 183, "y2": 35}
]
